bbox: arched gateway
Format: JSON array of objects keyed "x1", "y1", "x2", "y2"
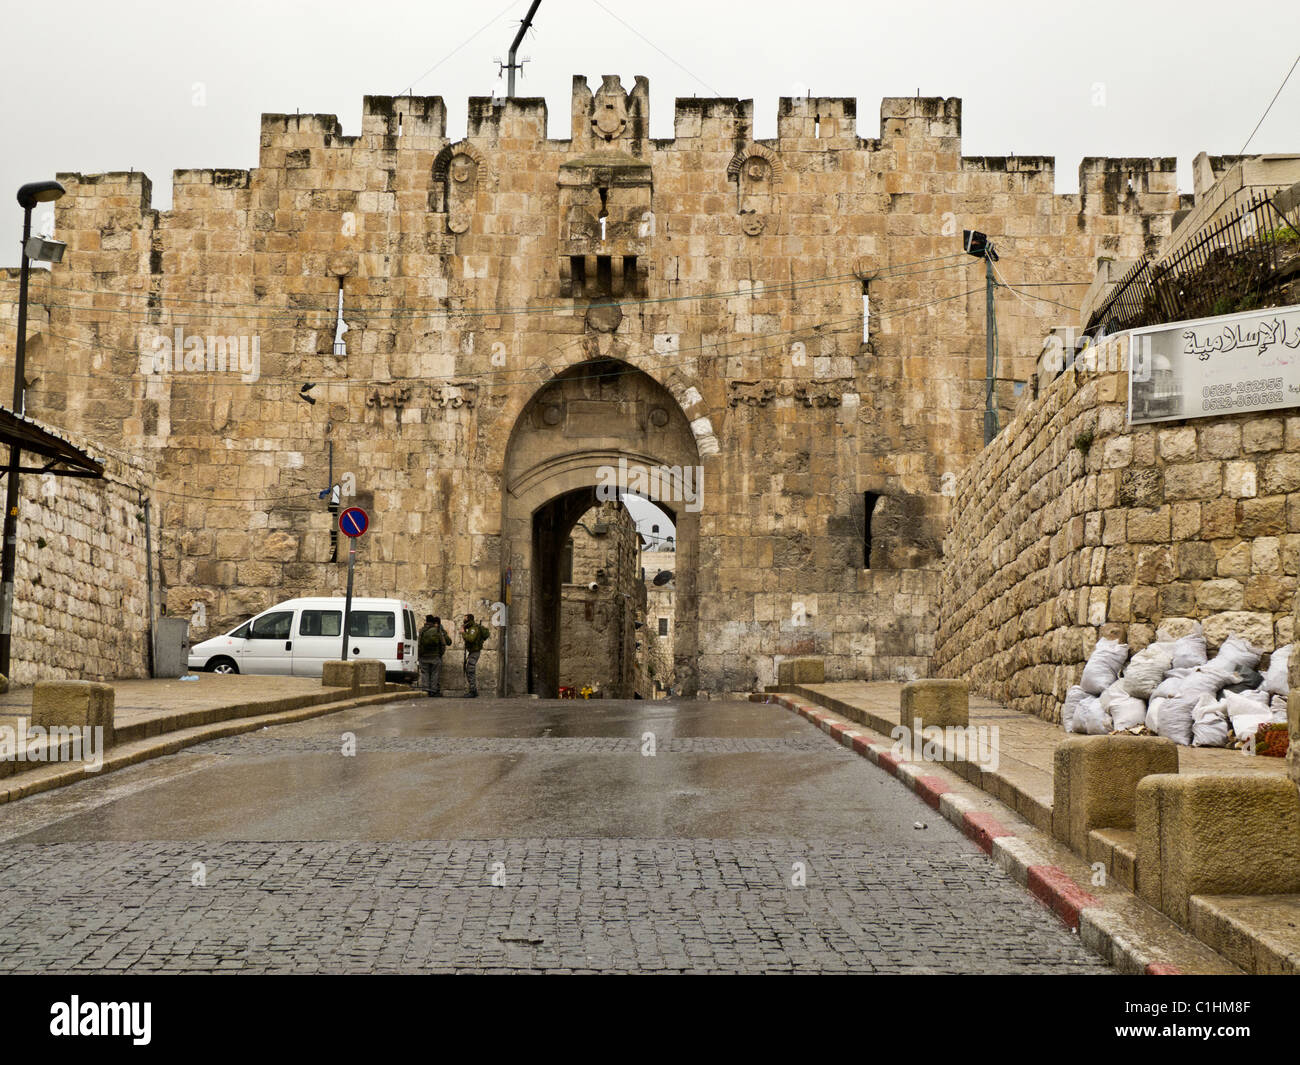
[{"x1": 502, "y1": 358, "x2": 701, "y2": 697}]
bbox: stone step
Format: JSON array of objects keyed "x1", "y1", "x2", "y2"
[
  {"x1": 1088, "y1": 827, "x2": 1138, "y2": 892},
  {"x1": 1188, "y1": 894, "x2": 1300, "y2": 974}
]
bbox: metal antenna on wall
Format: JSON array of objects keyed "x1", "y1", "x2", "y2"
[{"x1": 496, "y1": 0, "x2": 541, "y2": 98}]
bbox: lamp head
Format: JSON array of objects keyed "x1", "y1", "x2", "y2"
[{"x1": 17, "y1": 181, "x2": 66, "y2": 210}]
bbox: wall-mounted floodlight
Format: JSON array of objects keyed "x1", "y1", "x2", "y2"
[{"x1": 24, "y1": 236, "x2": 65, "y2": 264}]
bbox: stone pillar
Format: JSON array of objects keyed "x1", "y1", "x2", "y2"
[
  {"x1": 1136, "y1": 773, "x2": 1300, "y2": 926},
  {"x1": 30, "y1": 681, "x2": 116, "y2": 746},
  {"x1": 900, "y1": 679, "x2": 969, "y2": 729},
  {"x1": 777, "y1": 657, "x2": 825, "y2": 685},
  {"x1": 1052, "y1": 734, "x2": 1178, "y2": 853}
]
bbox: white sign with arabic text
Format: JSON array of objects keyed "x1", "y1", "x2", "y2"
[{"x1": 1128, "y1": 303, "x2": 1300, "y2": 424}]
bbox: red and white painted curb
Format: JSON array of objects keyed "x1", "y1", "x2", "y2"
[{"x1": 758, "y1": 692, "x2": 1184, "y2": 975}]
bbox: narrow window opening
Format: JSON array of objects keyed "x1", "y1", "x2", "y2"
[
  {"x1": 333, "y1": 278, "x2": 348, "y2": 356},
  {"x1": 658, "y1": 617, "x2": 668, "y2": 636},
  {"x1": 569, "y1": 255, "x2": 587, "y2": 295},
  {"x1": 814, "y1": 114, "x2": 821, "y2": 138},
  {"x1": 863, "y1": 491, "x2": 880, "y2": 568},
  {"x1": 624, "y1": 255, "x2": 639, "y2": 296},
  {"x1": 397, "y1": 112, "x2": 403, "y2": 136},
  {"x1": 561, "y1": 538, "x2": 574, "y2": 584},
  {"x1": 598, "y1": 186, "x2": 609, "y2": 241},
  {"x1": 596, "y1": 254, "x2": 613, "y2": 295},
  {"x1": 861, "y1": 281, "x2": 870, "y2": 344}
]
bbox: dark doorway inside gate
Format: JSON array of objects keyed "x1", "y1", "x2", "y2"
[{"x1": 528, "y1": 486, "x2": 595, "y2": 697}]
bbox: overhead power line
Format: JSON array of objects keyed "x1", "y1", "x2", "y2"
[{"x1": 1240, "y1": 50, "x2": 1300, "y2": 155}]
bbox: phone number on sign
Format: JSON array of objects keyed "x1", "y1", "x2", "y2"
[{"x1": 1201, "y1": 378, "x2": 1285, "y2": 412}]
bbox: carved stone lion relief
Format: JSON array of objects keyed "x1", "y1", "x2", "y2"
[
  {"x1": 432, "y1": 141, "x2": 488, "y2": 234},
  {"x1": 727, "y1": 145, "x2": 783, "y2": 237}
]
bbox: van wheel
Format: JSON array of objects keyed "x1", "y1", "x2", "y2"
[{"x1": 207, "y1": 657, "x2": 239, "y2": 675}]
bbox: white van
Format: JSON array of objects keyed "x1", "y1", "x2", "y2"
[{"x1": 188, "y1": 597, "x2": 418, "y2": 682}]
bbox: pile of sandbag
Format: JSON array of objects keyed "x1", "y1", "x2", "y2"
[{"x1": 1061, "y1": 624, "x2": 1289, "y2": 747}]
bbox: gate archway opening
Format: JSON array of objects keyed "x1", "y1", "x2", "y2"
[{"x1": 501, "y1": 358, "x2": 701, "y2": 699}]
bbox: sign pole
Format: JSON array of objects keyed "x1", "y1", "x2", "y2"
[
  {"x1": 336, "y1": 506, "x2": 368, "y2": 662},
  {"x1": 341, "y1": 536, "x2": 356, "y2": 662}
]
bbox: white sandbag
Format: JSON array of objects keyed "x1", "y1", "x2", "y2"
[
  {"x1": 1080, "y1": 638, "x2": 1129, "y2": 695},
  {"x1": 1264, "y1": 646, "x2": 1292, "y2": 696},
  {"x1": 1208, "y1": 635, "x2": 1263, "y2": 673},
  {"x1": 1224, "y1": 689, "x2": 1270, "y2": 739},
  {"x1": 1170, "y1": 624, "x2": 1208, "y2": 669},
  {"x1": 1076, "y1": 694, "x2": 1112, "y2": 735},
  {"x1": 1151, "y1": 668, "x2": 1195, "y2": 700},
  {"x1": 1156, "y1": 693, "x2": 1197, "y2": 746},
  {"x1": 1270, "y1": 706, "x2": 1288, "y2": 725},
  {"x1": 1109, "y1": 694, "x2": 1148, "y2": 731},
  {"x1": 1177, "y1": 662, "x2": 1241, "y2": 698},
  {"x1": 1120, "y1": 643, "x2": 1174, "y2": 698},
  {"x1": 1271, "y1": 692, "x2": 1288, "y2": 716},
  {"x1": 1224, "y1": 687, "x2": 1269, "y2": 717},
  {"x1": 1145, "y1": 696, "x2": 1166, "y2": 733},
  {"x1": 1062, "y1": 685, "x2": 1087, "y2": 733},
  {"x1": 1191, "y1": 695, "x2": 1231, "y2": 747},
  {"x1": 1230, "y1": 713, "x2": 1271, "y2": 743}
]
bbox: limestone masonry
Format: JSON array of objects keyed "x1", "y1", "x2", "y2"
[{"x1": 0, "y1": 76, "x2": 1192, "y2": 695}]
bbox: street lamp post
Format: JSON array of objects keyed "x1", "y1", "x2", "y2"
[{"x1": 0, "y1": 180, "x2": 66, "y2": 678}]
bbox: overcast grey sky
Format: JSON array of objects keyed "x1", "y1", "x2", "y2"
[{"x1": 4, "y1": 0, "x2": 1298, "y2": 256}]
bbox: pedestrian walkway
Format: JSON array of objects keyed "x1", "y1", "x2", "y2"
[
  {"x1": 0, "y1": 674, "x2": 412, "y2": 804},
  {"x1": 770, "y1": 680, "x2": 1299, "y2": 975},
  {"x1": 779, "y1": 681, "x2": 1288, "y2": 833}
]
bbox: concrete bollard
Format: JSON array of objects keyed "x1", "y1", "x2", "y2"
[
  {"x1": 31, "y1": 681, "x2": 115, "y2": 746},
  {"x1": 1136, "y1": 773, "x2": 1300, "y2": 927},
  {"x1": 777, "y1": 657, "x2": 825, "y2": 685},
  {"x1": 321, "y1": 661, "x2": 359, "y2": 692},
  {"x1": 1052, "y1": 734, "x2": 1178, "y2": 854},
  {"x1": 353, "y1": 660, "x2": 386, "y2": 694},
  {"x1": 321, "y1": 660, "x2": 386, "y2": 695},
  {"x1": 900, "y1": 679, "x2": 968, "y2": 730}
]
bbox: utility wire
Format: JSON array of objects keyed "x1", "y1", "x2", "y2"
[
  {"x1": 29, "y1": 280, "x2": 981, "y2": 390},
  {"x1": 589, "y1": 0, "x2": 722, "y2": 98},
  {"x1": 393, "y1": 0, "x2": 522, "y2": 97},
  {"x1": 5, "y1": 253, "x2": 973, "y2": 320},
  {"x1": 1240, "y1": 50, "x2": 1300, "y2": 155}
]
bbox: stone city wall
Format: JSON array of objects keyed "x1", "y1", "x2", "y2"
[
  {"x1": 8, "y1": 434, "x2": 156, "y2": 686},
  {"x1": 936, "y1": 333, "x2": 1300, "y2": 721},
  {"x1": 0, "y1": 78, "x2": 1190, "y2": 692}
]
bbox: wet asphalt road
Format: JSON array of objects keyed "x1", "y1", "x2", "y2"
[{"x1": 0, "y1": 695, "x2": 1110, "y2": 973}]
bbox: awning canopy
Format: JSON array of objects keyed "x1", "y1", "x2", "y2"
[{"x1": 0, "y1": 407, "x2": 104, "y2": 479}]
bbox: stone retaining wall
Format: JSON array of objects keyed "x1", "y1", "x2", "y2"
[
  {"x1": 10, "y1": 436, "x2": 156, "y2": 685},
  {"x1": 936, "y1": 334, "x2": 1300, "y2": 721}
]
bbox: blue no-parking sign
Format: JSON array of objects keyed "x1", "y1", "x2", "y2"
[{"x1": 339, "y1": 507, "x2": 369, "y2": 538}]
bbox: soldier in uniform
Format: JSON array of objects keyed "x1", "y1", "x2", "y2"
[
  {"x1": 461, "y1": 613, "x2": 491, "y2": 698},
  {"x1": 417, "y1": 614, "x2": 450, "y2": 697}
]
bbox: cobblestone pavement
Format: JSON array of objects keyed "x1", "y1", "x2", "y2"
[{"x1": 0, "y1": 697, "x2": 1111, "y2": 974}]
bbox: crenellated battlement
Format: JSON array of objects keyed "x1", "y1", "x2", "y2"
[{"x1": 39, "y1": 74, "x2": 1205, "y2": 246}]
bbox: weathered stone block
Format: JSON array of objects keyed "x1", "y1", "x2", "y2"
[
  {"x1": 1136, "y1": 774, "x2": 1300, "y2": 926},
  {"x1": 777, "y1": 657, "x2": 825, "y2": 685},
  {"x1": 901, "y1": 678, "x2": 968, "y2": 728},
  {"x1": 1164, "y1": 461, "x2": 1222, "y2": 501},
  {"x1": 1053, "y1": 734, "x2": 1179, "y2": 854},
  {"x1": 30, "y1": 681, "x2": 115, "y2": 745},
  {"x1": 1201, "y1": 610, "x2": 1275, "y2": 651},
  {"x1": 322, "y1": 661, "x2": 358, "y2": 691},
  {"x1": 354, "y1": 659, "x2": 387, "y2": 693}
]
